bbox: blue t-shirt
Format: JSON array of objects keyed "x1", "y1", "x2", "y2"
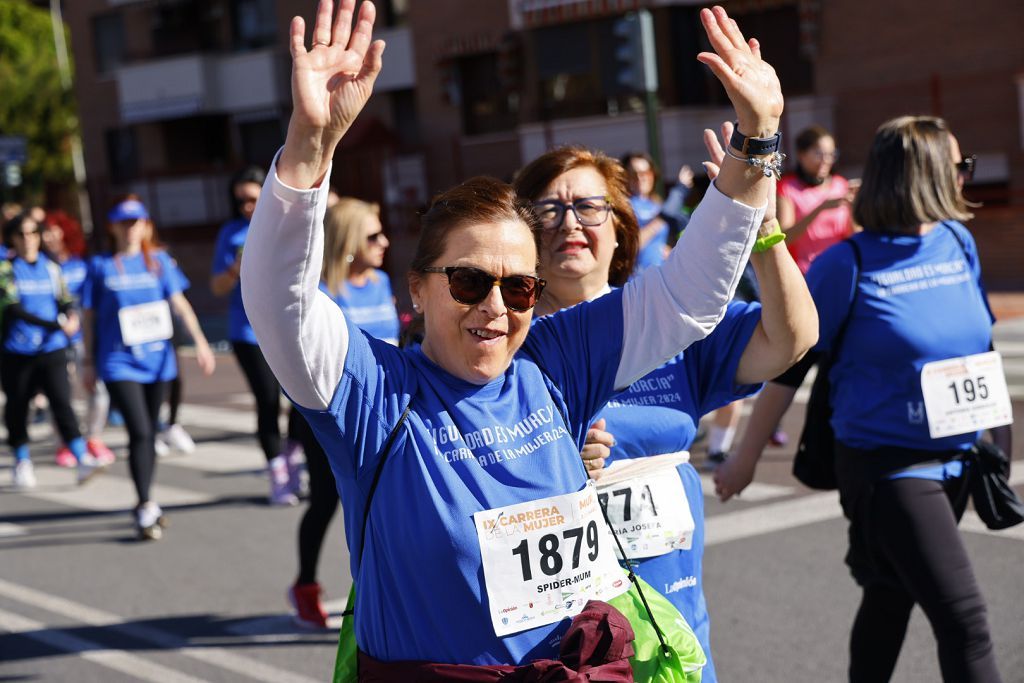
[
  {"x1": 5, "y1": 255, "x2": 71, "y2": 355},
  {"x1": 212, "y1": 217, "x2": 256, "y2": 344},
  {"x1": 632, "y1": 196, "x2": 669, "y2": 272},
  {"x1": 807, "y1": 222, "x2": 994, "y2": 453},
  {"x1": 83, "y1": 251, "x2": 183, "y2": 383},
  {"x1": 296, "y1": 291, "x2": 625, "y2": 665},
  {"x1": 598, "y1": 301, "x2": 763, "y2": 683},
  {"x1": 60, "y1": 256, "x2": 88, "y2": 344},
  {"x1": 319, "y1": 270, "x2": 399, "y2": 345}
]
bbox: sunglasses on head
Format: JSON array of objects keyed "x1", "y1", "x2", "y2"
[{"x1": 421, "y1": 266, "x2": 545, "y2": 312}]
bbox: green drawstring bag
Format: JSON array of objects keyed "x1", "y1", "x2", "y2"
[
  {"x1": 608, "y1": 573, "x2": 706, "y2": 683},
  {"x1": 332, "y1": 575, "x2": 705, "y2": 683},
  {"x1": 333, "y1": 585, "x2": 357, "y2": 683}
]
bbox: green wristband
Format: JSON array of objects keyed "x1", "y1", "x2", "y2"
[{"x1": 753, "y1": 218, "x2": 785, "y2": 253}]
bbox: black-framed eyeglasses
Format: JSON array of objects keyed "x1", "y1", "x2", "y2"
[
  {"x1": 531, "y1": 196, "x2": 611, "y2": 231},
  {"x1": 421, "y1": 266, "x2": 546, "y2": 312},
  {"x1": 956, "y1": 154, "x2": 976, "y2": 181},
  {"x1": 16, "y1": 229, "x2": 40, "y2": 238}
]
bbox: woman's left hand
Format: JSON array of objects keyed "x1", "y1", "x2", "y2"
[
  {"x1": 703, "y1": 121, "x2": 777, "y2": 222},
  {"x1": 582, "y1": 419, "x2": 615, "y2": 481}
]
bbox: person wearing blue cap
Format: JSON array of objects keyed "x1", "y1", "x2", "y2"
[
  {"x1": 2, "y1": 212, "x2": 103, "y2": 489},
  {"x1": 82, "y1": 195, "x2": 215, "y2": 540}
]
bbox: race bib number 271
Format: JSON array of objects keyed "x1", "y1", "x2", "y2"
[{"x1": 473, "y1": 482, "x2": 629, "y2": 637}]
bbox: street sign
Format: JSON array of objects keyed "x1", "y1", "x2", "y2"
[{"x1": 0, "y1": 136, "x2": 27, "y2": 164}]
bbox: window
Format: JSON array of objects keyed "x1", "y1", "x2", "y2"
[
  {"x1": 232, "y1": 0, "x2": 277, "y2": 50},
  {"x1": 380, "y1": 0, "x2": 410, "y2": 27},
  {"x1": 391, "y1": 89, "x2": 420, "y2": 148},
  {"x1": 238, "y1": 118, "x2": 283, "y2": 168},
  {"x1": 160, "y1": 116, "x2": 229, "y2": 169},
  {"x1": 93, "y1": 12, "x2": 126, "y2": 74},
  {"x1": 458, "y1": 53, "x2": 517, "y2": 136},
  {"x1": 150, "y1": 0, "x2": 226, "y2": 57},
  {"x1": 106, "y1": 127, "x2": 138, "y2": 184}
]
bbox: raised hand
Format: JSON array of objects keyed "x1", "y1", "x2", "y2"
[
  {"x1": 697, "y1": 6, "x2": 783, "y2": 138},
  {"x1": 280, "y1": 0, "x2": 385, "y2": 188}
]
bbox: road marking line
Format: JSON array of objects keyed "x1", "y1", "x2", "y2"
[
  {"x1": 0, "y1": 607, "x2": 211, "y2": 683},
  {"x1": 13, "y1": 467, "x2": 213, "y2": 512},
  {"x1": 0, "y1": 577, "x2": 320, "y2": 683},
  {"x1": 706, "y1": 491, "x2": 841, "y2": 546}
]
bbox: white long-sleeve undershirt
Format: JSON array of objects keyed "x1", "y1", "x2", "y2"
[{"x1": 241, "y1": 155, "x2": 763, "y2": 411}]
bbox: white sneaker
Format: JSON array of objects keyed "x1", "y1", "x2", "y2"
[
  {"x1": 154, "y1": 435, "x2": 170, "y2": 458},
  {"x1": 162, "y1": 424, "x2": 196, "y2": 454},
  {"x1": 76, "y1": 454, "x2": 104, "y2": 485},
  {"x1": 268, "y1": 455, "x2": 298, "y2": 506},
  {"x1": 135, "y1": 502, "x2": 165, "y2": 540},
  {"x1": 13, "y1": 460, "x2": 36, "y2": 489}
]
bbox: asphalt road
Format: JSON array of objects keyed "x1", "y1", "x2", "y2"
[{"x1": 2, "y1": 320, "x2": 1024, "y2": 682}]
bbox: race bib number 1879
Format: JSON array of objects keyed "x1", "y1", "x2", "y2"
[{"x1": 473, "y1": 482, "x2": 629, "y2": 637}]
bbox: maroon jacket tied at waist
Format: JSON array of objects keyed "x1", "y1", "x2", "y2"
[{"x1": 357, "y1": 599, "x2": 635, "y2": 682}]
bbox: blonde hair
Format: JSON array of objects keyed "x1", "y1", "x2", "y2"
[
  {"x1": 853, "y1": 116, "x2": 972, "y2": 234},
  {"x1": 322, "y1": 198, "x2": 381, "y2": 296}
]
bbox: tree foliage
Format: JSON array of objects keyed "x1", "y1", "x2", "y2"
[{"x1": 0, "y1": 0, "x2": 77, "y2": 201}]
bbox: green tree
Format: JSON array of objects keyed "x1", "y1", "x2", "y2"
[{"x1": 0, "y1": 0, "x2": 78, "y2": 202}]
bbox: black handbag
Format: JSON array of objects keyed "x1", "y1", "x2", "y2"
[
  {"x1": 791, "y1": 239, "x2": 861, "y2": 490},
  {"x1": 968, "y1": 440, "x2": 1024, "y2": 530}
]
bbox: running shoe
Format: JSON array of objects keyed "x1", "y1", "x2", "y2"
[
  {"x1": 288, "y1": 582, "x2": 329, "y2": 629},
  {"x1": 269, "y1": 455, "x2": 298, "y2": 506},
  {"x1": 76, "y1": 454, "x2": 104, "y2": 485},
  {"x1": 161, "y1": 424, "x2": 196, "y2": 454},
  {"x1": 154, "y1": 435, "x2": 171, "y2": 458},
  {"x1": 703, "y1": 451, "x2": 729, "y2": 471},
  {"x1": 284, "y1": 441, "x2": 308, "y2": 498},
  {"x1": 769, "y1": 429, "x2": 789, "y2": 447},
  {"x1": 87, "y1": 438, "x2": 116, "y2": 465},
  {"x1": 55, "y1": 446, "x2": 77, "y2": 468},
  {"x1": 13, "y1": 460, "x2": 37, "y2": 489},
  {"x1": 135, "y1": 502, "x2": 165, "y2": 541}
]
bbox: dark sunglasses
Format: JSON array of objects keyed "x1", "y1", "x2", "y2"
[
  {"x1": 421, "y1": 266, "x2": 546, "y2": 312},
  {"x1": 531, "y1": 196, "x2": 611, "y2": 231},
  {"x1": 17, "y1": 229, "x2": 40, "y2": 238},
  {"x1": 366, "y1": 231, "x2": 386, "y2": 244},
  {"x1": 956, "y1": 155, "x2": 976, "y2": 181}
]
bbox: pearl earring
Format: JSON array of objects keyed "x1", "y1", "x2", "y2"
[
  {"x1": 345, "y1": 254, "x2": 354, "y2": 263},
  {"x1": 413, "y1": 303, "x2": 421, "y2": 312},
  {"x1": 614, "y1": 242, "x2": 620, "y2": 248}
]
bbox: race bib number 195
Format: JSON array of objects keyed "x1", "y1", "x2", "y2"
[
  {"x1": 921, "y1": 351, "x2": 1013, "y2": 438},
  {"x1": 474, "y1": 482, "x2": 629, "y2": 637}
]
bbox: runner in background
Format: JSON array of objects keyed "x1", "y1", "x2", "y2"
[
  {"x1": 516, "y1": 123, "x2": 816, "y2": 681},
  {"x1": 621, "y1": 152, "x2": 691, "y2": 273},
  {"x1": 288, "y1": 197, "x2": 399, "y2": 628},
  {"x1": 40, "y1": 211, "x2": 116, "y2": 467},
  {"x1": 2, "y1": 212, "x2": 101, "y2": 488},
  {"x1": 212, "y1": 167, "x2": 304, "y2": 505},
  {"x1": 716, "y1": 119, "x2": 1005, "y2": 682},
  {"x1": 83, "y1": 196, "x2": 215, "y2": 539}
]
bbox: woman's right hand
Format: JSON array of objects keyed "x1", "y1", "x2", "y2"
[
  {"x1": 713, "y1": 453, "x2": 756, "y2": 502},
  {"x1": 582, "y1": 419, "x2": 616, "y2": 481},
  {"x1": 280, "y1": 0, "x2": 385, "y2": 187}
]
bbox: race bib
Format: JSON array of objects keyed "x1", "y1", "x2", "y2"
[
  {"x1": 920, "y1": 351, "x2": 1013, "y2": 438},
  {"x1": 118, "y1": 300, "x2": 173, "y2": 347},
  {"x1": 597, "y1": 452, "x2": 694, "y2": 560},
  {"x1": 474, "y1": 482, "x2": 629, "y2": 637}
]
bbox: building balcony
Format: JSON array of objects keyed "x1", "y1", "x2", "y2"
[{"x1": 115, "y1": 48, "x2": 286, "y2": 123}]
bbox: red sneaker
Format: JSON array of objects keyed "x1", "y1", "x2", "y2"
[
  {"x1": 288, "y1": 582, "x2": 329, "y2": 629},
  {"x1": 55, "y1": 447, "x2": 76, "y2": 468},
  {"x1": 87, "y1": 438, "x2": 116, "y2": 466}
]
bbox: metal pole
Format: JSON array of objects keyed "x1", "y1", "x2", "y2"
[
  {"x1": 49, "y1": 0, "x2": 93, "y2": 234},
  {"x1": 644, "y1": 90, "x2": 662, "y2": 197}
]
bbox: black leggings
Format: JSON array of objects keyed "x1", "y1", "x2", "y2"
[
  {"x1": 107, "y1": 380, "x2": 168, "y2": 505},
  {"x1": 291, "y1": 411, "x2": 340, "y2": 584},
  {"x1": 232, "y1": 342, "x2": 283, "y2": 463},
  {"x1": 1, "y1": 349, "x2": 81, "y2": 449},
  {"x1": 847, "y1": 475, "x2": 1001, "y2": 682}
]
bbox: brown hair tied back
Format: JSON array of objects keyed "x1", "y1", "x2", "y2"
[
  {"x1": 514, "y1": 146, "x2": 639, "y2": 286},
  {"x1": 409, "y1": 176, "x2": 542, "y2": 274}
]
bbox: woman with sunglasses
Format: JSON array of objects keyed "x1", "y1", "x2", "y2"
[
  {"x1": 719, "y1": 119, "x2": 1005, "y2": 682},
  {"x1": 83, "y1": 196, "x2": 215, "y2": 539},
  {"x1": 244, "y1": 0, "x2": 784, "y2": 671},
  {"x1": 288, "y1": 196, "x2": 399, "y2": 628},
  {"x1": 2, "y1": 212, "x2": 100, "y2": 489},
  {"x1": 212, "y1": 166, "x2": 306, "y2": 505},
  {"x1": 515, "y1": 125, "x2": 815, "y2": 682}
]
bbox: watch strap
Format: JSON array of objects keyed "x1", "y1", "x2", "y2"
[{"x1": 730, "y1": 123, "x2": 782, "y2": 156}]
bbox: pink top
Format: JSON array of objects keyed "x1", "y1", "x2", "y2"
[{"x1": 778, "y1": 174, "x2": 852, "y2": 274}]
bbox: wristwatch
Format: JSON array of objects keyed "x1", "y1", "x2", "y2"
[{"x1": 729, "y1": 124, "x2": 782, "y2": 156}]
